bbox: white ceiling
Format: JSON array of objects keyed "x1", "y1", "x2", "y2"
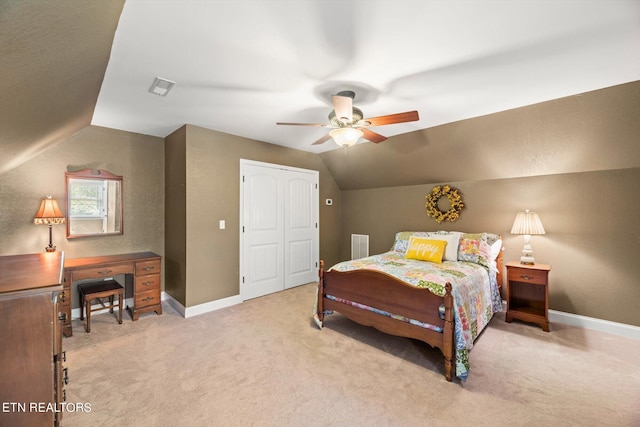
[{"x1": 92, "y1": 0, "x2": 640, "y2": 153}]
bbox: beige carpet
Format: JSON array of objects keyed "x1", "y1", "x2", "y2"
[{"x1": 61, "y1": 283, "x2": 639, "y2": 427}]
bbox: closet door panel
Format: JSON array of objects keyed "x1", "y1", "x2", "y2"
[
  {"x1": 242, "y1": 166, "x2": 284, "y2": 300},
  {"x1": 284, "y1": 173, "x2": 318, "y2": 288}
]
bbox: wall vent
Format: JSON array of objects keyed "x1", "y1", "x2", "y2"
[
  {"x1": 351, "y1": 234, "x2": 369, "y2": 260},
  {"x1": 149, "y1": 76, "x2": 176, "y2": 96}
]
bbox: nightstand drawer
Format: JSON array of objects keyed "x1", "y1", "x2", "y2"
[{"x1": 508, "y1": 267, "x2": 547, "y2": 285}]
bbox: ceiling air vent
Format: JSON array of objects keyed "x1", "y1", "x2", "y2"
[{"x1": 148, "y1": 77, "x2": 175, "y2": 96}]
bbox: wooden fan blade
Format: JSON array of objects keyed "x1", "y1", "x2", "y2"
[
  {"x1": 311, "y1": 133, "x2": 332, "y2": 145},
  {"x1": 276, "y1": 122, "x2": 327, "y2": 127},
  {"x1": 332, "y1": 95, "x2": 353, "y2": 123},
  {"x1": 365, "y1": 111, "x2": 419, "y2": 126},
  {"x1": 361, "y1": 128, "x2": 387, "y2": 144}
]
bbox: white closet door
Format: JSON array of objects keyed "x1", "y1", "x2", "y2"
[
  {"x1": 241, "y1": 161, "x2": 318, "y2": 300},
  {"x1": 242, "y1": 164, "x2": 284, "y2": 300},
  {"x1": 284, "y1": 171, "x2": 318, "y2": 289}
]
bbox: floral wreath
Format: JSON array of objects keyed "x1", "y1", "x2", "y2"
[{"x1": 425, "y1": 185, "x2": 464, "y2": 223}]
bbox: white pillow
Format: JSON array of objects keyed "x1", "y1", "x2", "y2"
[
  {"x1": 490, "y1": 239, "x2": 503, "y2": 260},
  {"x1": 429, "y1": 232, "x2": 461, "y2": 261},
  {"x1": 487, "y1": 239, "x2": 502, "y2": 274}
]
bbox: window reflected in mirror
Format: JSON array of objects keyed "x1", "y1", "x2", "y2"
[{"x1": 65, "y1": 169, "x2": 123, "y2": 238}]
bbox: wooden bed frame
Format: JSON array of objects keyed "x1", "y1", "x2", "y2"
[{"x1": 316, "y1": 251, "x2": 503, "y2": 382}]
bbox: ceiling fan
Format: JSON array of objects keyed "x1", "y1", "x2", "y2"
[{"x1": 276, "y1": 91, "x2": 419, "y2": 147}]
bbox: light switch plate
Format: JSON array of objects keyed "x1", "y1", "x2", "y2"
[{"x1": 219, "y1": 220, "x2": 225, "y2": 229}]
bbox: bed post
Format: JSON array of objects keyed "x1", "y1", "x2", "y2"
[
  {"x1": 317, "y1": 260, "x2": 325, "y2": 323},
  {"x1": 443, "y1": 282, "x2": 454, "y2": 382}
]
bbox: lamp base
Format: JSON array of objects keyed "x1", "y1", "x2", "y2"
[{"x1": 520, "y1": 255, "x2": 535, "y2": 265}]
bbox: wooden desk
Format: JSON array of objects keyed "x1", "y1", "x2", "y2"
[
  {"x1": 62, "y1": 252, "x2": 162, "y2": 336},
  {"x1": 0, "y1": 252, "x2": 66, "y2": 427}
]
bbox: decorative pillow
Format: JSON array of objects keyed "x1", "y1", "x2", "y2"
[
  {"x1": 405, "y1": 237, "x2": 447, "y2": 263},
  {"x1": 392, "y1": 231, "x2": 460, "y2": 261},
  {"x1": 430, "y1": 232, "x2": 461, "y2": 261},
  {"x1": 392, "y1": 231, "x2": 430, "y2": 253},
  {"x1": 457, "y1": 235, "x2": 492, "y2": 269}
]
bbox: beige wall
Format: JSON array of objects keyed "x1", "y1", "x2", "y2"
[
  {"x1": 164, "y1": 126, "x2": 187, "y2": 304},
  {"x1": 0, "y1": 125, "x2": 165, "y2": 308},
  {"x1": 165, "y1": 125, "x2": 342, "y2": 307},
  {"x1": 340, "y1": 168, "x2": 640, "y2": 327}
]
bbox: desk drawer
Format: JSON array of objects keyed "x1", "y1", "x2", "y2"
[
  {"x1": 134, "y1": 274, "x2": 160, "y2": 293},
  {"x1": 135, "y1": 289, "x2": 161, "y2": 309},
  {"x1": 135, "y1": 259, "x2": 161, "y2": 276},
  {"x1": 508, "y1": 268, "x2": 547, "y2": 285},
  {"x1": 71, "y1": 263, "x2": 132, "y2": 281}
]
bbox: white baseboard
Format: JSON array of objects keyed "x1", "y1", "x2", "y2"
[
  {"x1": 500, "y1": 300, "x2": 639, "y2": 340},
  {"x1": 162, "y1": 291, "x2": 243, "y2": 318},
  {"x1": 161, "y1": 291, "x2": 186, "y2": 317},
  {"x1": 548, "y1": 309, "x2": 640, "y2": 340},
  {"x1": 71, "y1": 292, "x2": 243, "y2": 320},
  {"x1": 71, "y1": 297, "x2": 134, "y2": 320}
]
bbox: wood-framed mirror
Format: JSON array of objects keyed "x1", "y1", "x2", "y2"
[{"x1": 65, "y1": 169, "x2": 123, "y2": 238}]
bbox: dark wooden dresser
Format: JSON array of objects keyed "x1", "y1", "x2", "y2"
[{"x1": 0, "y1": 252, "x2": 66, "y2": 427}]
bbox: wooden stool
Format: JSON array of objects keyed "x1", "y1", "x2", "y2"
[{"x1": 77, "y1": 279, "x2": 124, "y2": 332}]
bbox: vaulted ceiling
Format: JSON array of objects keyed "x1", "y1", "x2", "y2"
[
  {"x1": 2, "y1": 0, "x2": 639, "y2": 179},
  {"x1": 0, "y1": 0, "x2": 125, "y2": 174}
]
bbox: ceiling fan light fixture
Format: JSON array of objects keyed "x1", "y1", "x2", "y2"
[{"x1": 330, "y1": 127, "x2": 363, "y2": 148}]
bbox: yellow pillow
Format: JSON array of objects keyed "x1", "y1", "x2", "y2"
[{"x1": 405, "y1": 237, "x2": 447, "y2": 263}]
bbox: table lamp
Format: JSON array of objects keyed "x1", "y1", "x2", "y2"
[
  {"x1": 34, "y1": 195, "x2": 66, "y2": 252},
  {"x1": 510, "y1": 209, "x2": 545, "y2": 265}
]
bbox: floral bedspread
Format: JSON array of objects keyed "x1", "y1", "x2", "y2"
[{"x1": 322, "y1": 251, "x2": 502, "y2": 381}]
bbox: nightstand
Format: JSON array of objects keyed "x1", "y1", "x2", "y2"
[{"x1": 505, "y1": 261, "x2": 551, "y2": 331}]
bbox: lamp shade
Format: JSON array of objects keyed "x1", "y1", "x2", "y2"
[
  {"x1": 510, "y1": 209, "x2": 545, "y2": 235},
  {"x1": 34, "y1": 195, "x2": 66, "y2": 225},
  {"x1": 329, "y1": 127, "x2": 363, "y2": 147}
]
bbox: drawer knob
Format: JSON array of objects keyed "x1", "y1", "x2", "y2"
[
  {"x1": 98, "y1": 269, "x2": 113, "y2": 276},
  {"x1": 142, "y1": 281, "x2": 153, "y2": 286},
  {"x1": 520, "y1": 275, "x2": 534, "y2": 280},
  {"x1": 143, "y1": 266, "x2": 155, "y2": 271},
  {"x1": 142, "y1": 296, "x2": 154, "y2": 302},
  {"x1": 58, "y1": 313, "x2": 67, "y2": 322}
]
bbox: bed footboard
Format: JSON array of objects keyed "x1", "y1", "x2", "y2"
[{"x1": 317, "y1": 260, "x2": 455, "y2": 381}]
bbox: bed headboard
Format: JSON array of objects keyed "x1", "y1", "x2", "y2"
[{"x1": 390, "y1": 230, "x2": 505, "y2": 292}]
